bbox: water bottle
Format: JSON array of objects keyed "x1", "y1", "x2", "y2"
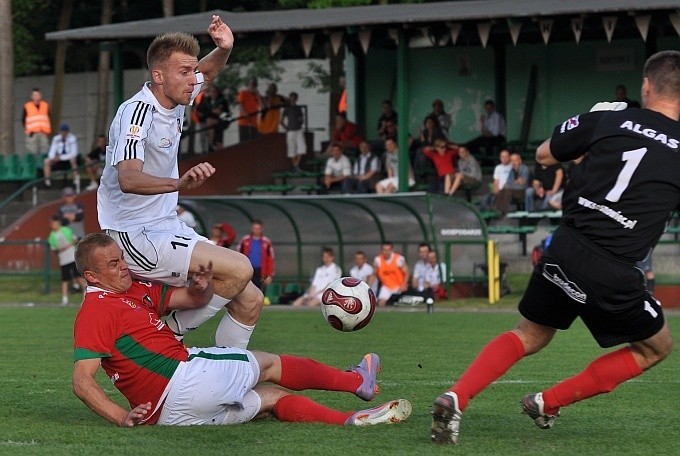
[{"x1": 426, "y1": 298, "x2": 434, "y2": 314}]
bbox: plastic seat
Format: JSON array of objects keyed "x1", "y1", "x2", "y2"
[{"x1": 265, "y1": 282, "x2": 282, "y2": 304}]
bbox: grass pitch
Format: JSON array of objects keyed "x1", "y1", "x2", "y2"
[{"x1": 1, "y1": 302, "x2": 679, "y2": 455}]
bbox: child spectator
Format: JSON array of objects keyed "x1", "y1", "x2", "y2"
[{"x1": 48, "y1": 215, "x2": 86, "y2": 306}]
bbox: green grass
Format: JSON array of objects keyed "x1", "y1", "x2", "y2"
[{"x1": 1, "y1": 302, "x2": 680, "y2": 455}]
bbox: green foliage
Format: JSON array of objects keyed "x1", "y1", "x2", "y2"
[
  {"x1": 213, "y1": 46, "x2": 284, "y2": 105},
  {"x1": 297, "y1": 61, "x2": 332, "y2": 93},
  {"x1": 12, "y1": 0, "x2": 53, "y2": 76}
]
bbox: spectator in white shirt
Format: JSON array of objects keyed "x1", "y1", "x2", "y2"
[
  {"x1": 481, "y1": 148, "x2": 513, "y2": 210},
  {"x1": 176, "y1": 205, "x2": 198, "y2": 228},
  {"x1": 466, "y1": 100, "x2": 506, "y2": 158},
  {"x1": 293, "y1": 247, "x2": 342, "y2": 307},
  {"x1": 43, "y1": 124, "x2": 80, "y2": 188},
  {"x1": 349, "y1": 250, "x2": 376, "y2": 292},
  {"x1": 321, "y1": 143, "x2": 352, "y2": 194}
]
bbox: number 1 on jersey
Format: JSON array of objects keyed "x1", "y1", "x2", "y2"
[{"x1": 604, "y1": 147, "x2": 647, "y2": 203}]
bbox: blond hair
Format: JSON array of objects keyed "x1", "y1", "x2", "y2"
[{"x1": 147, "y1": 32, "x2": 200, "y2": 70}]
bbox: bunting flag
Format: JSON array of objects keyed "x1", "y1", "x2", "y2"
[
  {"x1": 301, "y1": 33, "x2": 314, "y2": 57},
  {"x1": 477, "y1": 22, "x2": 491, "y2": 48},
  {"x1": 603, "y1": 16, "x2": 617, "y2": 43},
  {"x1": 330, "y1": 31, "x2": 343, "y2": 56},
  {"x1": 508, "y1": 22, "x2": 522, "y2": 46},
  {"x1": 358, "y1": 29, "x2": 371, "y2": 54},
  {"x1": 634, "y1": 15, "x2": 651, "y2": 42},
  {"x1": 388, "y1": 28, "x2": 398, "y2": 45},
  {"x1": 539, "y1": 19, "x2": 553, "y2": 44},
  {"x1": 571, "y1": 17, "x2": 584, "y2": 44},
  {"x1": 670, "y1": 13, "x2": 680, "y2": 36},
  {"x1": 449, "y1": 23, "x2": 462, "y2": 45},
  {"x1": 269, "y1": 31, "x2": 286, "y2": 56}
]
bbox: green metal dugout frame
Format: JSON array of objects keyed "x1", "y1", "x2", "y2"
[{"x1": 179, "y1": 193, "x2": 490, "y2": 287}]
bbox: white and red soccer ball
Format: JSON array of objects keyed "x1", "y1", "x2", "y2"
[{"x1": 321, "y1": 277, "x2": 376, "y2": 332}]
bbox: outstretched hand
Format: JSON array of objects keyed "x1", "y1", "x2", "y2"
[
  {"x1": 122, "y1": 402, "x2": 152, "y2": 427},
  {"x1": 178, "y1": 162, "x2": 216, "y2": 191},
  {"x1": 190, "y1": 261, "x2": 214, "y2": 292},
  {"x1": 208, "y1": 15, "x2": 234, "y2": 51}
]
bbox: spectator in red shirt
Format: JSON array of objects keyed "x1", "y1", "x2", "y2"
[
  {"x1": 237, "y1": 219, "x2": 275, "y2": 292},
  {"x1": 422, "y1": 139, "x2": 458, "y2": 194},
  {"x1": 331, "y1": 112, "x2": 362, "y2": 156}
]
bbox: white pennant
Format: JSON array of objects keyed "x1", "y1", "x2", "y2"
[
  {"x1": 539, "y1": 19, "x2": 553, "y2": 44},
  {"x1": 330, "y1": 31, "x2": 343, "y2": 56},
  {"x1": 269, "y1": 31, "x2": 286, "y2": 56},
  {"x1": 477, "y1": 22, "x2": 491, "y2": 48},
  {"x1": 571, "y1": 17, "x2": 584, "y2": 44},
  {"x1": 509, "y1": 22, "x2": 522, "y2": 46},
  {"x1": 301, "y1": 33, "x2": 314, "y2": 57},
  {"x1": 449, "y1": 23, "x2": 462, "y2": 45},
  {"x1": 388, "y1": 28, "x2": 398, "y2": 45},
  {"x1": 603, "y1": 16, "x2": 617, "y2": 43},
  {"x1": 670, "y1": 13, "x2": 680, "y2": 36},
  {"x1": 358, "y1": 29, "x2": 371, "y2": 55},
  {"x1": 634, "y1": 15, "x2": 651, "y2": 42}
]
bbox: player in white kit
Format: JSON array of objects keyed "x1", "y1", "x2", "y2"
[{"x1": 97, "y1": 15, "x2": 261, "y2": 348}]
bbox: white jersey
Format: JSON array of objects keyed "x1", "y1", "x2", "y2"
[
  {"x1": 349, "y1": 263, "x2": 374, "y2": 283},
  {"x1": 310, "y1": 263, "x2": 342, "y2": 299},
  {"x1": 98, "y1": 75, "x2": 204, "y2": 231}
]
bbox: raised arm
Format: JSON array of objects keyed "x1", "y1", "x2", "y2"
[{"x1": 199, "y1": 15, "x2": 234, "y2": 85}]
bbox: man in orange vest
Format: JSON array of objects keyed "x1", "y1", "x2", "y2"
[
  {"x1": 23, "y1": 88, "x2": 52, "y2": 155},
  {"x1": 237, "y1": 78, "x2": 261, "y2": 142},
  {"x1": 373, "y1": 241, "x2": 410, "y2": 307}
]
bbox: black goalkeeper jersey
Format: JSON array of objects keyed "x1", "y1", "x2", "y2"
[{"x1": 550, "y1": 108, "x2": 680, "y2": 262}]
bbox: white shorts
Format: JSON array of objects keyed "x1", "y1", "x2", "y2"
[
  {"x1": 157, "y1": 346, "x2": 261, "y2": 426},
  {"x1": 377, "y1": 176, "x2": 415, "y2": 190},
  {"x1": 107, "y1": 218, "x2": 207, "y2": 287},
  {"x1": 378, "y1": 285, "x2": 401, "y2": 301},
  {"x1": 286, "y1": 130, "x2": 307, "y2": 157}
]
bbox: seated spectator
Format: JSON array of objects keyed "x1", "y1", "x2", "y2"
[
  {"x1": 447, "y1": 145, "x2": 482, "y2": 197},
  {"x1": 377, "y1": 100, "x2": 398, "y2": 140},
  {"x1": 423, "y1": 250, "x2": 448, "y2": 300},
  {"x1": 494, "y1": 152, "x2": 530, "y2": 215},
  {"x1": 376, "y1": 138, "x2": 415, "y2": 194},
  {"x1": 410, "y1": 243, "x2": 431, "y2": 291},
  {"x1": 426, "y1": 99, "x2": 451, "y2": 138},
  {"x1": 209, "y1": 222, "x2": 236, "y2": 248},
  {"x1": 349, "y1": 250, "x2": 376, "y2": 293},
  {"x1": 293, "y1": 247, "x2": 342, "y2": 307},
  {"x1": 57, "y1": 186, "x2": 85, "y2": 239},
  {"x1": 321, "y1": 143, "x2": 351, "y2": 194},
  {"x1": 344, "y1": 141, "x2": 381, "y2": 194},
  {"x1": 411, "y1": 115, "x2": 446, "y2": 173},
  {"x1": 480, "y1": 149, "x2": 512, "y2": 210},
  {"x1": 466, "y1": 99, "x2": 506, "y2": 157},
  {"x1": 331, "y1": 112, "x2": 362, "y2": 156},
  {"x1": 197, "y1": 85, "x2": 230, "y2": 151},
  {"x1": 373, "y1": 241, "x2": 409, "y2": 307},
  {"x1": 403, "y1": 246, "x2": 447, "y2": 303},
  {"x1": 176, "y1": 205, "x2": 197, "y2": 228},
  {"x1": 43, "y1": 124, "x2": 80, "y2": 188},
  {"x1": 525, "y1": 162, "x2": 564, "y2": 212},
  {"x1": 84, "y1": 134, "x2": 106, "y2": 191},
  {"x1": 614, "y1": 83, "x2": 641, "y2": 109},
  {"x1": 422, "y1": 139, "x2": 457, "y2": 193},
  {"x1": 258, "y1": 83, "x2": 286, "y2": 135}
]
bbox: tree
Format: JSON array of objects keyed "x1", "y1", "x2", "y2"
[
  {"x1": 93, "y1": 0, "x2": 113, "y2": 144},
  {"x1": 51, "y1": 0, "x2": 74, "y2": 133},
  {"x1": 0, "y1": 0, "x2": 13, "y2": 156}
]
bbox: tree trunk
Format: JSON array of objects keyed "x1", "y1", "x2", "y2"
[
  {"x1": 94, "y1": 0, "x2": 113, "y2": 145},
  {"x1": 0, "y1": 0, "x2": 14, "y2": 156},
  {"x1": 162, "y1": 0, "x2": 174, "y2": 17},
  {"x1": 51, "y1": 0, "x2": 74, "y2": 133}
]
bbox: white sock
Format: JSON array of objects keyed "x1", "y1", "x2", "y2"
[
  {"x1": 215, "y1": 311, "x2": 255, "y2": 349},
  {"x1": 167, "y1": 294, "x2": 230, "y2": 335}
]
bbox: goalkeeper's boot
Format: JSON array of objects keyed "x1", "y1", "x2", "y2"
[
  {"x1": 431, "y1": 392, "x2": 463, "y2": 444},
  {"x1": 521, "y1": 392, "x2": 559, "y2": 429},
  {"x1": 350, "y1": 353, "x2": 381, "y2": 401},
  {"x1": 345, "y1": 399, "x2": 412, "y2": 426}
]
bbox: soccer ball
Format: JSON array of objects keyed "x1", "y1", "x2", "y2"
[{"x1": 321, "y1": 277, "x2": 376, "y2": 332}]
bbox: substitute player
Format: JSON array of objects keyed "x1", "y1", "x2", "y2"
[
  {"x1": 72, "y1": 233, "x2": 412, "y2": 427},
  {"x1": 431, "y1": 50, "x2": 679, "y2": 445},
  {"x1": 97, "y1": 15, "x2": 260, "y2": 348}
]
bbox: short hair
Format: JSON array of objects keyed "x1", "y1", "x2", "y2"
[
  {"x1": 643, "y1": 50, "x2": 680, "y2": 100},
  {"x1": 382, "y1": 99, "x2": 392, "y2": 105},
  {"x1": 355, "y1": 250, "x2": 366, "y2": 257},
  {"x1": 336, "y1": 111, "x2": 348, "y2": 120},
  {"x1": 419, "y1": 242, "x2": 431, "y2": 251},
  {"x1": 147, "y1": 32, "x2": 200, "y2": 70},
  {"x1": 289, "y1": 91, "x2": 298, "y2": 98},
  {"x1": 484, "y1": 99, "x2": 495, "y2": 106},
  {"x1": 322, "y1": 247, "x2": 334, "y2": 256},
  {"x1": 75, "y1": 233, "x2": 116, "y2": 275},
  {"x1": 381, "y1": 240, "x2": 393, "y2": 248},
  {"x1": 50, "y1": 215, "x2": 61, "y2": 222},
  {"x1": 252, "y1": 218, "x2": 263, "y2": 226},
  {"x1": 32, "y1": 87, "x2": 41, "y2": 93}
]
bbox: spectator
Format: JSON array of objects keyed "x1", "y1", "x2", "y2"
[
  {"x1": 237, "y1": 219, "x2": 275, "y2": 292},
  {"x1": 373, "y1": 241, "x2": 409, "y2": 307},
  {"x1": 237, "y1": 78, "x2": 261, "y2": 142},
  {"x1": 422, "y1": 139, "x2": 457, "y2": 193},
  {"x1": 344, "y1": 141, "x2": 381, "y2": 194},
  {"x1": 197, "y1": 85, "x2": 230, "y2": 151},
  {"x1": 176, "y1": 205, "x2": 197, "y2": 228},
  {"x1": 210, "y1": 222, "x2": 236, "y2": 249},
  {"x1": 480, "y1": 149, "x2": 513, "y2": 210},
  {"x1": 331, "y1": 112, "x2": 362, "y2": 156},
  {"x1": 376, "y1": 138, "x2": 414, "y2": 194},
  {"x1": 426, "y1": 99, "x2": 452, "y2": 138},
  {"x1": 281, "y1": 92, "x2": 306, "y2": 172},
  {"x1": 447, "y1": 145, "x2": 482, "y2": 197},
  {"x1": 349, "y1": 250, "x2": 376, "y2": 292},
  {"x1": 293, "y1": 247, "x2": 342, "y2": 307},
  {"x1": 525, "y1": 162, "x2": 565, "y2": 212},
  {"x1": 411, "y1": 116, "x2": 446, "y2": 172},
  {"x1": 424, "y1": 250, "x2": 448, "y2": 300},
  {"x1": 467, "y1": 99, "x2": 506, "y2": 157},
  {"x1": 377, "y1": 100, "x2": 398, "y2": 140},
  {"x1": 23, "y1": 87, "x2": 51, "y2": 156},
  {"x1": 321, "y1": 143, "x2": 351, "y2": 194},
  {"x1": 637, "y1": 252, "x2": 655, "y2": 295},
  {"x1": 259, "y1": 83, "x2": 286, "y2": 135},
  {"x1": 494, "y1": 152, "x2": 530, "y2": 215},
  {"x1": 84, "y1": 134, "x2": 107, "y2": 191},
  {"x1": 43, "y1": 124, "x2": 80, "y2": 189},
  {"x1": 48, "y1": 215, "x2": 86, "y2": 306},
  {"x1": 57, "y1": 186, "x2": 85, "y2": 239},
  {"x1": 614, "y1": 83, "x2": 641, "y2": 109},
  {"x1": 337, "y1": 74, "x2": 347, "y2": 115},
  {"x1": 410, "y1": 243, "x2": 432, "y2": 292}
]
